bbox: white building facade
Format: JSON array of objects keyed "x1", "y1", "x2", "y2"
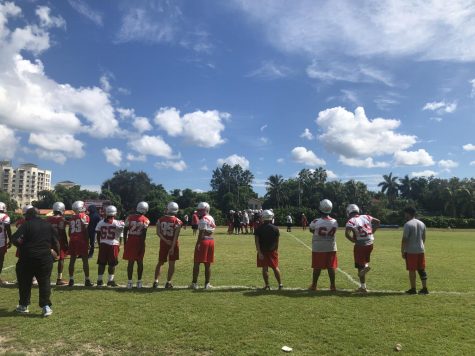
[{"x1": 0, "y1": 161, "x2": 52, "y2": 207}]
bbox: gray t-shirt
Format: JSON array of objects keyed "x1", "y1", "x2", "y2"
[{"x1": 402, "y1": 218, "x2": 426, "y2": 254}]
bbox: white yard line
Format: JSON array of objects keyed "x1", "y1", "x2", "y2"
[
  {"x1": 286, "y1": 231, "x2": 360, "y2": 286},
  {"x1": 2, "y1": 264, "x2": 15, "y2": 271}
]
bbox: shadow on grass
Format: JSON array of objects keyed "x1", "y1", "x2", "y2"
[
  {"x1": 0, "y1": 308, "x2": 43, "y2": 318},
  {"x1": 242, "y1": 289, "x2": 404, "y2": 298}
]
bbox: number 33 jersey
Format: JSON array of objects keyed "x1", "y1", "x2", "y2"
[
  {"x1": 346, "y1": 215, "x2": 375, "y2": 246},
  {"x1": 309, "y1": 217, "x2": 338, "y2": 252},
  {"x1": 95, "y1": 218, "x2": 125, "y2": 246}
]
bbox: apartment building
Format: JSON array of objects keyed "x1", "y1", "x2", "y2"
[{"x1": 0, "y1": 161, "x2": 52, "y2": 207}]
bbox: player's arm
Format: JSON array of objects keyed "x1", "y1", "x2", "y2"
[
  {"x1": 401, "y1": 224, "x2": 408, "y2": 258},
  {"x1": 254, "y1": 234, "x2": 263, "y2": 259},
  {"x1": 5, "y1": 223, "x2": 12, "y2": 248},
  {"x1": 345, "y1": 227, "x2": 356, "y2": 243},
  {"x1": 50, "y1": 226, "x2": 60, "y2": 256},
  {"x1": 11, "y1": 224, "x2": 26, "y2": 247},
  {"x1": 371, "y1": 217, "x2": 381, "y2": 233},
  {"x1": 123, "y1": 226, "x2": 129, "y2": 245},
  {"x1": 169, "y1": 224, "x2": 181, "y2": 255},
  {"x1": 156, "y1": 224, "x2": 172, "y2": 245}
]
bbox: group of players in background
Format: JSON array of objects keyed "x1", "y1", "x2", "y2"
[{"x1": 0, "y1": 197, "x2": 428, "y2": 294}]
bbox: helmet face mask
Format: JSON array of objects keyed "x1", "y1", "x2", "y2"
[
  {"x1": 136, "y1": 201, "x2": 149, "y2": 214},
  {"x1": 346, "y1": 204, "x2": 360, "y2": 217},
  {"x1": 197, "y1": 202, "x2": 210, "y2": 217},
  {"x1": 72, "y1": 200, "x2": 85, "y2": 213}
]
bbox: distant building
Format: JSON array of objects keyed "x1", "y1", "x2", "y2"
[
  {"x1": 55, "y1": 180, "x2": 78, "y2": 189},
  {"x1": 248, "y1": 198, "x2": 263, "y2": 210},
  {"x1": 0, "y1": 161, "x2": 52, "y2": 207}
]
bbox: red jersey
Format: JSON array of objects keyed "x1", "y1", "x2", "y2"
[
  {"x1": 69, "y1": 212, "x2": 89, "y2": 241},
  {"x1": 125, "y1": 214, "x2": 150, "y2": 238},
  {"x1": 46, "y1": 215, "x2": 66, "y2": 233},
  {"x1": 157, "y1": 215, "x2": 182, "y2": 240},
  {"x1": 191, "y1": 213, "x2": 199, "y2": 225},
  {"x1": 16, "y1": 218, "x2": 25, "y2": 228}
]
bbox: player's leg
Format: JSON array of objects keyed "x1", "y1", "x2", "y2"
[
  {"x1": 204, "y1": 262, "x2": 211, "y2": 287},
  {"x1": 137, "y1": 260, "x2": 144, "y2": 282},
  {"x1": 191, "y1": 262, "x2": 200, "y2": 288},
  {"x1": 81, "y1": 256, "x2": 91, "y2": 284},
  {"x1": 17, "y1": 260, "x2": 33, "y2": 310},
  {"x1": 166, "y1": 261, "x2": 175, "y2": 288},
  {"x1": 0, "y1": 252, "x2": 5, "y2": 283},
  {"x1": 154, "y1": 261, "x2": 164, "y2": 287},
  {"x1": 262, "y1": 266, "x2": 270, "y2": 289},
  {"x1": 127, "y1": 260, "x2": 134, "y2": 288},
  {"x1": 310, "y1": 268, "x2": 321, "y2": 290},
  {"x1": 97, "y1": 264, "x2": 106, "y2": 286},
  {"x1": 107, "y1": 264, "x2": 117, "y2": 287},
  {"x1": 328, "y1": 268, "x2": 336, "y2": 291},
  {"x1": 68, "y1": 255, "x2": 76, "y2": 286},
  {"x1": 35, "y1": 257, "x2": 53, "y2": 310},
  {"x1": 417, "y1": 269, "x2": 428, "y2": 294},
  {"x1": 271, "y1": 266, "x2": 282, "y2": 288}
]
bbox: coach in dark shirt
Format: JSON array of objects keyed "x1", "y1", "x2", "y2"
[
  {"x1": 254, "y1": 210, "x2": 283, "y2": 290},
  {"x1": 12, "y1": 208, "x2": 59, "y2": 316},
  {"x1": 87, "y1": 205, "x2": 101, "y2": 258}
]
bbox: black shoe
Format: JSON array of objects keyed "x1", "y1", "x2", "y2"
[
  {"x1": 152, "y1": 282, "x2": 158, "y2": 289},
  {"x1": 164, "y1": 282, "x2": 173, "y2": 289},
  {"x1": 262, "y1": 285, "x2": 270, "y2": 290},
  {"x1": 107, "y1": 280, "x2": 118, "y2": 287},
  {"x1": 278, "y1": 284, "x2": 284, "y2": 290},
  {"x1": 405, "y1": 288, "x2": 417, "y2": 294},
  {"x1": 96, "y1": 280, "x2": 103, "y2": 287},
  {"x1": 68, "y1": 279, "x2": 74, "y2": 287},
  {"x1": 85, "y1": 280, "x2": 93, "y2": 287},
  {"x1": 418, "y1": 287, "x2": 429, "y2": 295}
]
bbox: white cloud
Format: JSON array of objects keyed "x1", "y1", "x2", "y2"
[
  {"x1": 326, "y1": 170, "x2": 338, "y2": 180},
  {"x1": 394, "y1": 149, "x2": 435, "y2": 166},
  {"x1": 260, "y1": 124, "x2": 267, "y2": 132},
  {"x1": 116, "y1": 108, "x2": 135, "y2": 119},
  {"x1": 411, "y1": 170, "x2": 438, "y2": 178},
  {"x1": 200, "y1": 165, "x2": 209, "y2": 171},
  {"x1": 28, "y1": 133, "x2": 85, "y2": 159},
  {"x1": 133, "y1": 117, "x2": 152, "y2": 133},
  {"x1": 300, "y1": 128, "x2": 314, "y2": 140},
  {"x1": 291, "y1": 147, "x2": 326, "y2": 166},
  {"x1": 128, "y1": 135, "x2": 174, "y2": 158},
  {"x1": 36, "y1": 6, "x2": 65, "y2": 28},
  {"x1": 438, "y1": 159, "x2": 459, "y2": 171},
  {"x1": 307, "y1": 61, "x2": 394, "y2": 86},
  {"x1": 217, "y1": 154, "x2": 250, "y2": 169},
  {"x1": 259, "y1": 137, "x2": 269, "y2": 145},
  {"x1": 68, "y1": 0, "x2": 103, "y2": 26},
  {"x1": 100, "y1": 74, "x2": 112, "y2": 92},
  {"x1": 470, "y1": 161, "x2": 475, "y2": 166},
  {"x1": 277, "y1": 158, "x2": 284, "y2": 164},
  {"x1": 155, "y1": 160, "x2": 187, "y2": 172},
  {"x1": 316, "y1": 106, "x2": 416, "y2": 158},
  {"x1": 429, "y1": 117, "x2": 443, "y2": 122},
  {"x1": 247, "y1": 61, "x2": 291, "y2": 79},
  {"x1": 102, "y1": 147, "x2": 122, "y2": 167},
  {"x1": 155, "y1": 107, "x2": 228, "y2": 148},
  {"x1": 339, "y1": 156, "x2": 389, "y2": 168},
  {"x1": 463, "y1": 144, "x2": 475, "y2": 151},
  {"x1": 126, "y1": 153, "x2": 146, "y2": 162},
  {"x1": 422, "y1": 101, "x2": 457, "y2": 114},
  {"x1": 0, "y1": 124, "x2": 18, "y2": 160},
  {"x1": 233, "y1": 1, "x2": 475, "y2": 62},
  {"x1": 0, "y1": 4, "x2": 120, "y2": 163},
  {"x1": 470, "y1": 79, "x2": 475, "y2": 97}
]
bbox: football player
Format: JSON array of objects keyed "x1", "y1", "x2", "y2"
[
  {"x1": 254, "y1": 209, "x2": 282, "y2": 290},
  {"x1": 46, "y1": 202, "x2": 69, "y2": 286},
  {"x1": 191, "y1": 210, "x2": 199, "y2": 236},
  {"x1": 345, "y1": 204, "x2": 380, "y2": 293},
  {"x1": 308, "y1": 199, "x2": 338, "y2": 291},
  {"x1": 123, "y1": 202, "x2": 150, "y2": 289},
  {"x1": 68, "y1": 201, "x2": 93, "y2": 287},
  {"x1": 0, "y1": 202, "x2": 12, "y2": 285},
  {"x1": 154, "y1": 202, "x2": 182, "y2": 289},
  {"x1": 95, "y1": 205, "x2": 124, "y2": 287},
  {"x1": 190, "y1": 202, "x2": 215, "y2": 289}
]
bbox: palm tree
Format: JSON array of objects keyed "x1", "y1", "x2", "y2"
[
  {"x1": 399, "y1": 175, "x2": 414, "y2": 199},
  {"x1": 265, "y1": 174, "x2": 284, "y2": 208},
  {"x1": 378, "y1": 172, "x2": 399, "y2": 208}
]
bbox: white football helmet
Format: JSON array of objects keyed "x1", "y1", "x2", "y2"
[
  {"x1": 167, "y1": 201, "x2": 179, "y2": 214},
  {"x1": 72, "y1": 201, "x2": 85, "y2": 213},
  {"x1": 0, "y1": 202, "x2": 6, "y2": 212},
  {"x1": 319, "y1": 199, "x2": 333, "y2": 214},
  {"x1": 53, "y1": 202, "x2": 65, "y2": 214},
  {"x1": 262, "y1": 209, "x2": 274, "y2": 221},
  {"x1": 346, "y1": 204, "x2": 360, "y2": 216},
  {"x1": 105, "y1": 205, "x2": 117, "y2": 217},
  {"x1": 22, "y1": 204, "x2": 34, "y2": 215},
  {"x1": 136, "y1": 201, "x2": 149, "y2": 214},
  {"x1": 197, "y1": 202, "x2": 210, "y2": 212}
]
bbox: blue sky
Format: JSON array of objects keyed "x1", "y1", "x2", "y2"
[{"x1": 1, "y1": 0, "x2": 475, "y2": 196}]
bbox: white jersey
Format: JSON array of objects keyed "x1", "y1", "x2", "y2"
[
  {"x1": 243, "y1": 212, "x2": 249, "y2": 224},
  {"x1": 95, "y1": 218, "x2": 125, "y2": 246},
  {"x1": 0, "y1": 212, "x2": 10, "y2": 248},
  {"x1": 198, "y1": 215, "x2": 216, "y2": 233},
  {"x1": 346, "y1": 214, "x2": 375, "y2": 246},
  {"x1": 309, "y1": 216, "x2": 338, "y2": 252},
  {"x1": 286, "y1": 215, "x2": 293, "y2": 224}
]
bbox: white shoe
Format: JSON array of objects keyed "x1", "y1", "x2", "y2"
[
  {"x1": 136, "y1": 281, "x2": 143, "y2": 289},
  {"x1": 42, "y1": 305, "x2": 53, "y2": 317},
  {"x1": 190, "y1": 283, "x2": 198, "y2": 290},
  {"x1": 126, "y1": 282, "x2": 133, "y2": 289},
  {"x1": 204, "y1": 283, "x2": 213, "y2": 290},
  {"x1": 15, "y1": 305, "x2": 29, "y2": 314},
  {"x1": 32, "y1": 277, "x2": 38, "y2": 286}
]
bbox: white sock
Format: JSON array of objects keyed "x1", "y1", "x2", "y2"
[
  {"x1": 97, "y1": 275, "x2": 103, "y2": 281},
  {"x1": 361, "y1": 283, "x2": 366, "y2": 288},
  {"x1": 154, "y1": 279, "x2": 158, "y2": 283},
  {"x1": 58, "y1": 273, "x2": 62, "y2": 279},
  {"x1": 108, "y1": 274, "x2": 114, "y2": 282}
]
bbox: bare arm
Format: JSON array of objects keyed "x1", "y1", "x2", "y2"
[
  {"x1": 371, "y1": 218, "x2": 381, "y2": 233},
  {"x1": 123, "y1": 226, "x2": 129, "y2": 245},
  {"x1": 169, "y1": 225, "x2": 181, "y2": 254},
  {"x1": 345, "y1": 227, "x2": 356, "y2": 243},
  {"x1": 156, "y1": 224, "x2": 172, "y2": 245},
  {"x1": 5, "y1": 224, "x2": 12, "y2": 248},
  {"x1": 254, "y1": 234, "x2": 263, "y2": 259}
]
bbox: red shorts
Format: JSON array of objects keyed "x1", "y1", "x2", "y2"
[
  {"x1": 159, "y1": 240, "x2": 179, "y2": 263},
  {"x1": 59, "y1": 240, "x2": 69, "y2": 260},
  {"x1": 257, "y1": 251, "x2": 279, "y2": 268},
  {"x1": 354, "y1": 244, "x2": 373, "y2": 268},
  {"x1": 312, "y1": 251, "x2": 338, "y2": 269},
  {"x1": 0, "y1": 246, "x2": 6, "y2": 256},
  {"x1": 97, "y1": 244, "x2": 119, "y2": 266},
  {"x1": 69, "y1": 238, "x2": 89, "y2": 257},
  {"x1": 194, "y1": 238, "x2": 214, "y2": 264},
  {"x1": 405, "y1": 253, "x2": 425, "y2": 271},
  {"x1": 123, "y1": 236, "x2": 146, "y2": 261}
]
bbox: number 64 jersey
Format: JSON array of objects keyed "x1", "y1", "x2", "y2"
[
  {"x1": 309, "y1": 216, "x2": 339, "y2": 252},
  {"x1": 95, "y1": 218, "x2": 125, "y2": 246}
]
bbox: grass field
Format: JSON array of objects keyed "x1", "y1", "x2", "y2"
[{"x1": 1, "y1": 226, "x2": 474, "y2": 355}]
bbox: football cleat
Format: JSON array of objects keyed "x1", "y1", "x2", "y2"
[
  {"x1": 418, "y1": 288, "x2": 429, "y2": 295},
  {"x1": 126, "y1": 282, "x2": 133, "y2": 289},
  {"x1": 42, "y1": 305, "x2": 53, "y2": 317},
  {"x1": 405, "y1": 288, "x2": 417, "y2": 295},
  {"x1": 15, "y1": 305, "x2": 29, "y2": 314},
  {"x1": 136, "y1": 281, "x2": 143, "y2": 289},
  {"x1": 278, "y1": 284, "x2": 284, "y2": 290},
  {"x1": 96, "y1": 280, "x2": 103, "y2": 287},
  {"x1": 204, "y1": 283, "x2": 213, "y2": 290},
  {"x1": 152, "y1": 282, "x2": 159, "y2": 289},
  {"x1": 330, "y1": 285, "x2": 337, "y2": 292},
  {"x1": 107, "y1": 280, "x2": 118, "y2": 287},
  {"x1": 164, "y1": 282, "x2": 173, "y2": 289},
  {"x1": 84, "y1": 280, "x2": 93, "y2": 287},
  {"x1": 68, "y1": 279, "x2": 74, "y2": 287},
  {"x1": 56, "y1": 279, "x2": 67, "y2": 286},
  {"x1": 356, "y1": 287, "x2": 368, "y2": 293},
  {"x1": 190, "y1": 283, "x2": 198, "y2": 290},
  {"x1": 308, "y1": 284, "x2": 317, "y2": 291},
  {"x1": 262, "y1": 285, "x2": 271, "y2": 291}
]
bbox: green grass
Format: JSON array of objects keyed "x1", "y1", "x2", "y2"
[{"x1": 1, "y1": 227, "x2": 474, "y2": 355}]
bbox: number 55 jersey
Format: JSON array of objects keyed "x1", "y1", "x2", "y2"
[{"x1": 95, "y1": 218, "x2": 125, "y2": 246}]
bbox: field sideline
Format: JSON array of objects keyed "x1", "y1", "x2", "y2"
[{"x1": 1, "y1": 227, "x2": 474, "y2": 355}]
